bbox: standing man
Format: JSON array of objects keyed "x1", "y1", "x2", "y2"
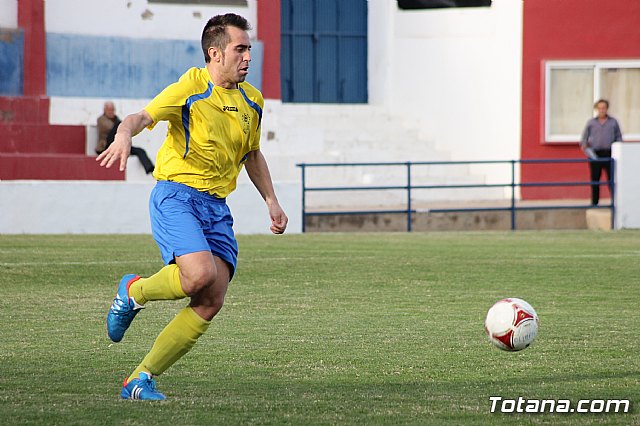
[
  {"x1": 97, "y1": 13, "x2": 288, "y2": 401},
  {"x1": 580, "y1": 99, "x2": 623, "y2": 206}
]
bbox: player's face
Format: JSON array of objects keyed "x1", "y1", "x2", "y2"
[{"x1": 218, "y1": 26, "x2": 251, "y2": 88}]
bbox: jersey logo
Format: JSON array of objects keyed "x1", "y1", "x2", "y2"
[
  {"x1": 238, "y1": 86, "x2": 262, "y2": 132},
  {"x1": 241, "y1": 113, "x2": 251, "y2": 134},
  {"x1": 223, "y1": 105, "x2": 238, "y2": 112}
]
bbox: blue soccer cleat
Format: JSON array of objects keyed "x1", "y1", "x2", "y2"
[
  {"x1": 120, "y1": 372, "x2": 166, "y2": 401},
  {"x1": 107, "y1": 274, "x2": 144, "y2": 342}
]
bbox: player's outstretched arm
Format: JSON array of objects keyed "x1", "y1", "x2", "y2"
[
  {"x1": 96, "y1": 110, "x2": 154, "y2": 172},
  {"x1": 244, "y1": 149, "x2": 288, "y2": 234}
]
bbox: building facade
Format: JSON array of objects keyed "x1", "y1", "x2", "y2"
[{"x1": 1, "y1": 0, "x2": 639, "y2": 233}]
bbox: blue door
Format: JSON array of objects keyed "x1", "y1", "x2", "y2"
[{"x1": 281, "y1": 0, "x2": 368, "y2": 103}]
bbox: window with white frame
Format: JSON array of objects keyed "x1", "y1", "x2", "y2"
[{"x1": 545, "y1": 60, "x2": 640, "y2": 143}]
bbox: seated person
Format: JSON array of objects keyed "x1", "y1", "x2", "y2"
[{"x1": 97, "y1": 101, "x2": 155, "y2": 175}]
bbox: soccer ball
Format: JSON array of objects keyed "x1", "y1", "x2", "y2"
[{"x1": 484, "y1": 298, "x2": 539, "y2": 351}]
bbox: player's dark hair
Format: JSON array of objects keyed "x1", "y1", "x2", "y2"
[
  {"x1": 201, "y1": 13, "x2": 251, "y2": 63},
  {"x1": 594, "y1": 99, "x2": 609, "y2": 109}
]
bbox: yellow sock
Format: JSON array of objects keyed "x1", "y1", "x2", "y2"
[
  {"x1": 129, "y1": 264, "x2": 187, "y2": 305},
  {"x1": 128, "y1": 306, "x2": 211, "y2": 382}
]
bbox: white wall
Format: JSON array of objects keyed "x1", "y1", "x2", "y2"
[
  {"x1": 367, "y1": 0, "x2": 394, "y2": 107},
  {"x1": 369, "y1": 0, "x2": 523, "y2": 186},
  {"x1": 612, "y1": 142, "x2": 640, "y2": 229},
  {"x1": 0, "y1": 180, "x2": 301, "y2": 234},
  {"x1": 45, "y1": 0, "x2": 258, "y2": 40},
  {"x1": 0, "y1": 0, "x2": 17, "y2": 28}
]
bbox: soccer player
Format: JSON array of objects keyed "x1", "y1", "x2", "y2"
[{"x1": 97, "y1": 13, "x2": 288, "y2": 400}]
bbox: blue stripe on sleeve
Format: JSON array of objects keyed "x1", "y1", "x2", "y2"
[
  {"x1": 238, "y1": 86, "x2": 263, "y2": 132},
  {"x1": 181, "y1": 81, "x2": 214, "y2": 158}
]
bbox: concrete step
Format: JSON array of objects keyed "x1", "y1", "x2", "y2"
[
  {"x1": 0, "y1": 96, "x2": 50, "y2": 125},
  {"x1": 278, "y1": 103, "x2": 388, "y2": 119},
  {"x1": 270, "y1": 101, "x2": 506, "y2": 204},
  {"x1": 262, "y1": 154, "x2": 482, "y2": 184},
  {"x1": 305, "y1": 207, "x2": 593, "y2": 232},
  {"x1": 273, "y1": 105, "x2": 453, "y2": 162},
  {"x1": 0, "y1": 123, "x2": 86, "y2": 154},
  {"x1": 279, "y1": 114, "x2": 395, "y2": 131},
  {"x1": 0, "y1": 153, "x2": 125, "y2": 180},
  {"x1": 303, "y1": 188, "x2": 504, "y2": 210},
  {"x1": 585, "y1": 208, "x2": 612, "y2": 230}
]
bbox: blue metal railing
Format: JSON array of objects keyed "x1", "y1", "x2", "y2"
[{"x1": 296, "y1": 158, "x2": 615, "y2": 232}]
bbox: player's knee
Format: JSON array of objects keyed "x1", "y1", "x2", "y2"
[
  {"x1": 192, "y1": 292, "x2": 225, "y2": 321},
  {"x1": 180, "y1": 264, "x2": 217, "y2": 295},
  {"x1": 203, "y1": 296, "x2": 225, "y2": 320}
]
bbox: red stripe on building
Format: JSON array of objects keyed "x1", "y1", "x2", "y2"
[
  {"x1": 18, "y1": 0, "x2": 46, "y2": 96},
  {"x1": 257, "y1": 0, "x2": 281, "y2": 100}
]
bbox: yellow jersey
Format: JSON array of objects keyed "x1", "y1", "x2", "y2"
[{"x1": 145, "y1": 67, "x2": 263, "y2": 197}]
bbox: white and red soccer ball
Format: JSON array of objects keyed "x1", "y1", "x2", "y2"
[{"x1": 484, "y1": 298, "x2": 539, "y2": 351}]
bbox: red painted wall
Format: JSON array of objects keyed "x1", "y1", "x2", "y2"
[
  {"x1": 257, "y1": 0, "x2": 281, "y2": 100},
  {"x1": 521, "y1": 0, "x2": 640, "y2": 199},
  {"x1": 18, "y1": 0, "x2": 46, "y2": 96}
]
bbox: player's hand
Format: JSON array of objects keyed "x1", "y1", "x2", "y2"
[
  {"x1": 96, "y1": 132, "x2": 132, "y2": 172},
  {"x1": 269, "y1": 202, "x2": 288, "y2": 234}
]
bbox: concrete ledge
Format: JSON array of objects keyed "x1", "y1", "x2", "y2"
[
  {"x1": 585, "y1": 209, "x2": 612, "y2": 231},
  {"x1": 306, "y1": 208, "x2": 591, "y2": 232}
]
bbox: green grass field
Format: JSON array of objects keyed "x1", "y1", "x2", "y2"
[{"x1": 0, "y1": 231, "x2": 638, "y2": 425}]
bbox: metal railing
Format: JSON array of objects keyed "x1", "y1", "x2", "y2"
[{"x1": 296, "y1": 158, "x2": 615, "y2": 232}]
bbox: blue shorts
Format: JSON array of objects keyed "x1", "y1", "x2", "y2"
[{"x1": 149, "y1": 180, "x2": 238, "y2": 279}]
